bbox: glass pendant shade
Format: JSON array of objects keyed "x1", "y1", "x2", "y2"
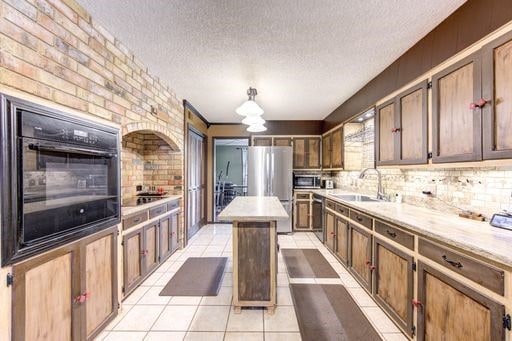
[
  {"x1": 242, "y1": 115, "x2": 265, "y2": 126},
  {"x1": 236, "y1": 100, "x2": 264, "y2": 116},
  {"x1": 247, "y1": 124, "x2": 267, "y2": 132}
]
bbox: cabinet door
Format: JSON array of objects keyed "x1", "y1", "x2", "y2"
[
  {"x1": 324, "y1": 210, "x2": 336, "y2": 251},
  {"x1": 144, "y1": 223, "x2": 159, "y2": 274},
  {"x1": 330, "y1": 128, "x2": 344, "y2": 168},
  {"x1": 83, "y1": 231, "x2": 117, "y2": 340},
  {"x1": 12, "y1": 246, "x2": 80, "y2": 341},
  {"x1": 159, "y1": 215, "x2": 173, "y2": 262},
  {"x1": 397, "y1": 81, "x2": 428, "y2": 164},
  {"x1": 417, "y1": 261, "x2": 505, "y2": 341},
  {"x1": 432, "y1": 53, "x2": 482, "y2": 163},
  {"x1": 294, "y1": 200, "x2": 311, "y2": 230},
  {"x1": 373, "y1": 239, "x2": 413, "y2": 337},
  {"x1": 123, "y1": 228, "x2": 144, "y2": 295},
  {"x1": 482, "y1": 31, "x2": 512, "y2": 159},
  {"x1": 170, "y1": 212, "x2": 179, "y2": 253},
  {"x1": 274, "y1": 137, "x2": 292, "y2": 146},
  {"x1": 293, "y1": 137, "x2": 306, "y2": 169},
  {"x1": 335, "y1": 217, "x2": 349, "y2": 265},
  {"x1": 253, "y1": 137, "x2": 272, "y2": 146},
  {"x1": 306, "y1": 137, "x2": 321, "y2": 169},
  {"x1": 322, "y1": 133, "x2": 331, "y2": 168},
  {"x1": 349, "y1": 224, "x2": 372, "y2": 291},
  {"x1": 376, "y1": 99, "x2": 397, "y2": 164}
]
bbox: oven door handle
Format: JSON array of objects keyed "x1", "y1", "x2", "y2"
[
  {"x1": 313, "y1": 198, "x2": 323, "y2": 203},
  {"x1": 28, "y1": 143, "x2": 117, "y2": 158}
]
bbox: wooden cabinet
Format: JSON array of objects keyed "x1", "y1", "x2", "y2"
[
  {"x1": 144, "y1": 222, "x2": 159, "y2": 274},
  {"x1": 273, "y1": 137, "x2": 292, "y2": 146},
  {"x1": 432, "y1": 53, "x2": 483, "y2": 163},
  {"x1": 324, "y1": 210, "x2": 336, "y2": 251},
  {"x1": 159, "y1": 214, "x2": 174, "y2": 262},
  {"x1": 12, "y1": 228, "x2": 117, "y2": 341},
  {"x1": 294, "y1": 200, "x2": 311, "y2": 230},
  {"x1": 376, "y1": 81, "x2": 427, "y2": 165},
  {"x1": 293, "y1": 137, "x2": 321, "y2": 169},
  {"x1": 322, "y1": 133, "x2": 331, "y2": 168},
  {"x1": 349, "y1": 224, "x2": 372, "y2": 291},
  {"x1": 123, "y1": 228, "x2": 144, "y2": 295},
  {"x1": 417, "y1": 261, "x2": 505, "y2": 341},
  {"x1": 482, "y1": 31, "x2": 512, "y2": 160},
  {"x1": 330, "y1": 127, "x2": 344, "y2": 168},
  {"x1": 253, "y1": 137, "x2": 272, "y2": 146},
  {"x1": 373, "y1": 238, "x2": 414, "y2": 337},
  {"x1": 170, "y1": 211, "x2": 179, "y2": 253},
  {"x1": 335, "y1": 216, "x2": 349, "y2": 265}
]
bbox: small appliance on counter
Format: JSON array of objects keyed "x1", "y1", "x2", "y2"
[
  {"x1": 490, "y1": 212, "x2": 512, "y2": 231},
  {"x1": 322, "y1": 179, "x2": 334, "y2": 189},
  {"x1": 293, "y1": 173, "x2": 321, "y2": 189}
]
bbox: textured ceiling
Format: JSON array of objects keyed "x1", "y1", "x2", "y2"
[{"x1": 77, "y1": 0, "x2": 465, "y2": 122}]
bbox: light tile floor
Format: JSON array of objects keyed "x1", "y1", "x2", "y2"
[{"x1": 95, "y1": 224, "x2": 407, "y2": 341}]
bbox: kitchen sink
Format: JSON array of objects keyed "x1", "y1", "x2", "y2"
[{"x1": 332, "y1": 194, "x2": 379, "y2": 202}]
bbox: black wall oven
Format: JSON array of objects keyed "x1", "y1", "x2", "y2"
[{"x1": 1, "y1": 95, "x2": 120, "y2": 265}]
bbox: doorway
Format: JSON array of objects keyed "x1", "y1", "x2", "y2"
[{"x1": 213, "y1": 138, "x2": 249, "y2": 221}]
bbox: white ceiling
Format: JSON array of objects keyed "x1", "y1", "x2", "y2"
[{"x1": 77, "y1": 0, "x2": 465, "y2": 122}]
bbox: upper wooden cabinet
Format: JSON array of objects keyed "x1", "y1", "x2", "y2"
[
  {"x1": 330, "y1": 127, "x2": 344, "y2": 168},
  {"x1": 432, "y1": 53, "x2": 483, "y2": 163},
  {"x1": 482, "y1": 31, "x2": 512, "y2": 160},
  {"x1": 322, "y1": 133, "x2": 331, "y2": 168},
  {"x1": 253, "y1": 137, "x2": 272, "y2": 146},
  {"x1": 293, "y1": 137, "x2": 321, "y2": 169},
  {"x1": 273, "y1": 137, "x2": 292, "y2": 146},
  {"x1": 376, "y1": 81, "x2": 428, "y2": 165},
  {"x1": 12, "y1": 228, "x2": 117, "y2": 341}
]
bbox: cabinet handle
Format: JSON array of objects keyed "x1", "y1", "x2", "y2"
[
  {"x1": 356, "y1": 216, "x2": 364, "y2": 222},
  {"x1": 412, "y1": 299, "x2": 423, "y2": 308},
  {"x1": 442, "y1": 255, "x2": 463, "y2": 269},
  {"x1": 391, "y1": 127, "x2": 401, "y2": 133},
  {"x1": 74, "y1": 291, "x2": 91, "y2": 304},
  {"x1": 469, "y1": 98, "x2": 489, "y2": 109},
  {"x1": 330, "y1": 232, "x2": 336, "y2": 237},
  {"x1": 141, "y1": 250, "x2": 149, "y2": 256},
  {"x1": 133, "y1": 218, "x2": 141, "y2": 223},
  {"x1": 385, "y1": 230, "x2": 397, "y2": 238}
]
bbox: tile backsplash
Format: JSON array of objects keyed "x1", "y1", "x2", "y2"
[{"x1": 328, "y1": 167, "x2": 512, "y2": 218}]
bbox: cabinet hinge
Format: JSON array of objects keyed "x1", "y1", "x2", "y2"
[
  {"x1": 412, "y1": 325, "x2": 416, "y2": 337},
  {"x1": 121, "y1": 241, "x2": 124, "y2": 246},
  {"x1": 427, "y1": 152, "x2": 433, "y2": 159},
  {"x1": 6, "y1": 273, "x2": 13, "y2": 287},
  {"x1": 412, "y1": 262, "x2": 417, "y2": 272},
  {"x1": 427, "y1": 81, "x2": 432, "y2": 89},
  {"x1": 504, "y1": 314, "x2": 511, "y2": 331}
]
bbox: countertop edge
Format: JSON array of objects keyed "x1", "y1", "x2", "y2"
[{"x1": 121, "y1": 195, "x2": 182, "y2": 216}]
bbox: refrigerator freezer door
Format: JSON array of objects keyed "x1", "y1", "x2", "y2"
[
  {"x1": 269, "y1": 147, "x2": 293, "y2": 200},
  {"x1": 247, "y1": 147, "x2": 271, "y2": 196},
  {"x1": 277, "y1": 200, "x2": 293, "y2": 233}
]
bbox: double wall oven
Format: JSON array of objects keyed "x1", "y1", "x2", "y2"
[{"x1": 1, "y1": 95, "x2": 120, "y2": 265}]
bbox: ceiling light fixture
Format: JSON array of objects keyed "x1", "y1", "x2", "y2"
[{"x1": 236, "y1": 87, "x2": 267, "y2": 132}]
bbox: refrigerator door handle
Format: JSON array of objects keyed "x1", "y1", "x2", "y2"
[{"x1": 270, "y1": 151, "x2": 275, "y2": 196}]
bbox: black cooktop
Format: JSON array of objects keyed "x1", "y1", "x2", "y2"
[{"x1": 123, "y1": 196, "x2": 165, "y2": 207}]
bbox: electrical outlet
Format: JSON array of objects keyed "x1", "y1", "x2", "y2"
[{"x1": 422, "y1": 184, "x2": 437, "y2": 196}]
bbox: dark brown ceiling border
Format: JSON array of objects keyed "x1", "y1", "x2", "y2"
[
  {"x1": 184, "y1": 100, "x2": 210, "y2": 128},
  {"x1": 323, "y1": 0, "x2": 512, "y2": 132}
]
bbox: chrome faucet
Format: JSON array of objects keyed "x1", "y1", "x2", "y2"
[{"x1": 359, "y1": 168, "x2": 387, "y2": 201}]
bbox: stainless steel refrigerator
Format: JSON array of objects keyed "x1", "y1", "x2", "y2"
[{"x1": 247, "y1": 146, "x2": 293, "y2": 233}]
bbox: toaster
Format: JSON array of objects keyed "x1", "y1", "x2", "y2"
[{"x1": 323, "y1": 180, "x2": 334, "y2": 189}]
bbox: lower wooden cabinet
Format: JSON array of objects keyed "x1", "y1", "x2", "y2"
[
  {"x1": 144, "y1": 222, "x2": 159, "y2": 274},
  {"x1": 373, "y1": 238, "x2": 414, "y2": 337},
  {"x1": 160, "y1": 211, "x2": 180, "y2": 262},
  {"x1": 123, "y1": 227, "x2": 144, "y2": 294},
  {"x1": 349, "y1": 224, "x2": 372, "y2": 291},
  {"x1": 12, "y1": 228, "x2": 117, "y2": 341},
  {"x1": 335, "y1": 216, "x2": 349, "y2": 265},
  {"x1": 294, "y1": 200, "x2": 311, "y2": 230},
  {"x1": 324, "y1": 210, "x2": 336, "y2": 251},
  {"x1": 417, "y1": 261, "x2": 506, "y2": 341}
]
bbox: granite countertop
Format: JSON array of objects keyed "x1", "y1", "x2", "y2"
[
  {"x1": 311, "y1": 189, "x2": 512, "y2": 268},
  {"x1": 121, "y1": 195, "x2": 182, "y2": 216},
  {"x1": 218, "y1": 196, "x2": 289, "y2": 222}
]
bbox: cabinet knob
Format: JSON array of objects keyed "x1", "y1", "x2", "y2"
[
  {"x1": 391, "y1": 127, "x2": 401, "y2": 133},
  {"x1": 412, "y1": 299, "x2": 423, "y2": 308},
  {"x1": 141, "y1": 250, "x2": 149, "y2": 256},
  {"x1": 74, "y1": 291, "x2": 91, "y2": 304},
  {"x1": 469, "y1": 98, "x2": 489, "y2": 109}
]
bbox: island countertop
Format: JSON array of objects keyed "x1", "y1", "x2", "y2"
[{"x1": 218, "y1": 196, "x2": 289, "y2": 221}]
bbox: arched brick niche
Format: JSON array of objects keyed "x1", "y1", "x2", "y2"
[{"x1": 121, "y1": 122, "x2": 183, "y2": 200}]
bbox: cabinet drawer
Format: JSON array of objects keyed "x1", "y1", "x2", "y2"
[
  {"x1": 325, "y1": 200, "x2": 336, "y2": 210},
  {"x1": 335, "y1": 203, "x2": 349, "y2": 217},
  {"x1": 149, "y1": 204, "x2": 167, "y2": 219},
  {"x1": 419, "y1": 239, "x2": 505, "y2": 295},
  {"x1": 296, "y1": 193, "x2": 310, "y2": 200},
  {"x1": 349, "y1": 210, "x2": 372, "y2": 229},
  {"x1": 375, "y1": 221, "x2": 414, "y2": 250},
  {"x1": 123, "y1": 211, "x2": 148, "y2": 230},
  {"x1": 167, "y1": 199, "x2": 180, "y2": 211}
]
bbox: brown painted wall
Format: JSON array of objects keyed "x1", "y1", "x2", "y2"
[{"x1": 323, "y1": 0, "x2": 512, "y2": 130}]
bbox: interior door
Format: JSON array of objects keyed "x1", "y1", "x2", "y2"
[{"x1": 187, "y1": 128, "x2": 206, "y2": 241}]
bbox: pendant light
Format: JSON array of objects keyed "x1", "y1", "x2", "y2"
[{"x1": 235, "y1": 87, "x2": 267, "y2": 132}]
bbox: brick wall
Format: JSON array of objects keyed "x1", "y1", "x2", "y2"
[
  {"x1": 329, "y1": 167, "x2": 512, "y2": 218},
  {"x1": 0, "y1": 0, "x2": 185, "y2": 200}
]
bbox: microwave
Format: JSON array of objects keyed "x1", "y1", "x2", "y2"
[{"x1": 293, "y1": 174, "x2": 321, "y2": 189}]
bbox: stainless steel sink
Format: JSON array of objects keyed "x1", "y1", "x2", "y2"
[{"x1": 332, "y1": 194, "x2": 379, "y2": 202}]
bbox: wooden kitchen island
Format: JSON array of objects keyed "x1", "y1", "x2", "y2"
[{"x1": 218, "y1": 196, "x2": 288, "y2": 314}]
